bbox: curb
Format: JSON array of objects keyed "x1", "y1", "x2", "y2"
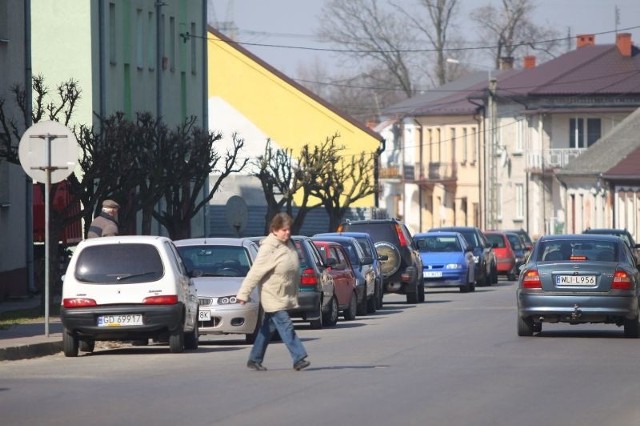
[{"x1": 0, "y1": 340, "x2": 63, "y2": 361}]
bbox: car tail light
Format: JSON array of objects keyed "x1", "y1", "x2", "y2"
[
  {"x1": 62, "y1": 298, "x2": 97, "y2": 308},
  {"x1": 521, "y1": 269, "x2": 542, "y2": 289},
  {"x1": 612, "y1": 270, "x2": 633, "y2": 290},
  {"x1": 394, "y1": 224, "x2": 408, "y2": 247},
  {"x1": 300, "y1": 268, "x2": 318, "y2": 287},
  {"x1": 143, "y1": 295, "x2": 179, "y2": 305}
]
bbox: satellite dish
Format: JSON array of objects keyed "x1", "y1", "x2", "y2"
[{"x1": 225, "y1": 195, "x2": 248, "y2": 236}]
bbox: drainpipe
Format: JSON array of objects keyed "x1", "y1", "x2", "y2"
[
  {"x1": 24, "y1": 0, "x2": 35, "y2": 294},
  {"x1": 156, "y1": 1, "x2": 165, "y2": 121},
  {"x1": 98, "y1": 1, "x2": 106, "y2": 123},
  {"x1": 375, "y1": 137, "x2": 386, "y2": 209}
]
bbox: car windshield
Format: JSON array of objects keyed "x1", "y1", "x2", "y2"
[
  {"x1": 75, "y1": 244, "x2": 164, "y2": 284},
  {"x1": 416, "y1": 236, "x2": 461, "y2": 252},
  {"x1": 177, "y1": 245, "x2": 251, "y2": 277},
  {"x1": 506, "y1": 234, "x2": 523, "y2": 250},
  {"x1": 537, "y1": 240, "x2": 619, "y2": 262}
]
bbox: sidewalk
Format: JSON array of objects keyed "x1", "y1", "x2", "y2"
[{"x1": 0, "y1": 297, "x2": 63, "y2": 361}]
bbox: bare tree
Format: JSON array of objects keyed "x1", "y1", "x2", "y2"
[
  {"x1": 317, "y1": 0, "x2": 421, "y2": 99},
  {"x1": 470, "y1": 0, "x2": 561, "y2": 68},
  {"x1": 393, "y1": 0, "x2": 461, "y2": 86},
  {"x1": 302, "y1": 134, "x2": 376, "y2": 232}
]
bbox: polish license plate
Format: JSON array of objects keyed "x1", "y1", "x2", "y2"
[
  {"x1": 198, "y1": 309, "x2": 211, "y2": 321},
  {"x1": 423, "y1": 271, "x2": 443, "y2": 278},
  {"x1": 556, "y1": 275, "x2": 596, "y2": 286},
  {"x1": 97, "y1": 314, "x2": 143, "y2": 327}
]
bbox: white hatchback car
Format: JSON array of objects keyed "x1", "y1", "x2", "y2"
[
  {"x1": 174, "y1": 237, "x2": 261, "y2": 343},
  {"x1": 60, "y1": 235, "x2": 199, "y2": 357}
]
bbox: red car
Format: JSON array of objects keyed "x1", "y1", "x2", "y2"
[
  {"x1": 484, "y1": 231, "x2": 518, "y2": 280},
  {"x1": 311, "y1": 240, "x2": 359, "y2": 324}
]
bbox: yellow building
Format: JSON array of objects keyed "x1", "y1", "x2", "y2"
[{"x1": 206, "y1": 27, "x2": 383, "y2": 208}]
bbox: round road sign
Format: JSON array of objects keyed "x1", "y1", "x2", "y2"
[{"x1": 18, "y1": 121, "x2": 79, "y2": 183}]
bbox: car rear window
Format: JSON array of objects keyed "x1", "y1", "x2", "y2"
[
  {"x1": 342, "y1": 223, "x2": 397, "y2": 244},
  {"x1": 537, "y1": 240, "x2": 619, "y2": 262},
  {"x1": 486, "y1": 234, "x2": 506, "y2": 248},
  {"x1": 75, "y1": 244, "x2": 164, "y2": 284},
  {"x1": 177, "y1": 245, "x2": 251, "y2": 276},
  {"x1": 416, "y1": 236, "x2": 461, "y2": 252}
]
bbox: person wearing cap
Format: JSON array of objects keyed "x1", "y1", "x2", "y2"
[{"x1": 87, "y1": 199, "x2": 120, "y2": 238}]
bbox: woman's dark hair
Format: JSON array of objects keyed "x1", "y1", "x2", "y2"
[{"x1": 269, "y1": 212, "x2": 293, "y2": 232}]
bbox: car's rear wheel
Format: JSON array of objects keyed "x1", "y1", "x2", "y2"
[
  {"x1": 623, "y1": 315, "x2": 640, "y2": 338},
  {"x1": 79, "y1": 339, "x2": 95, "y2": 353},
  {"x1": 62, "y1": 328, "x2": 79, "y2": 357},
  {"x1": 357, "y1": 286, "x2": 368, "y2": 315},
  {"x1": 184, "y1": 321, "x2": 199, "y2": 350},
  {"x1": 406, "y1": 278, "x2": 422, "y2": 304},
  {"x1": 343, "y1": 291, "x2": 357, "y2": 321},
  {"x1": 517, "y1": 316, "x2": 534, "y2": 336},
  {"x1": 322, "y1": 296, "x2": 339, "y2": 327},
  {"x1": 169, "y1": 327, "x2": 185, "y2": 353}
]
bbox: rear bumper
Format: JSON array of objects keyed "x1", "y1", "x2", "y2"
[
  {"x1": 517, "y1": 292, "x2": 639, "y2": 322},
  {"x1": 423, "y1": 270, "x2": 467, "y2": 288},
  {"x1": 61, "y1": 304, "x2": 184, "y2": 340},
  {"x1": 383, "y1": 266, "x2": 418, "y2": 294},
  {"x1": 289, "y1": 291, "x2": 321, "y2": 320}
]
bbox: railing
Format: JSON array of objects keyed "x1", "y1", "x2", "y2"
[
  {"x1": 379, "y1": 162, "x2": 457, "y2": 182},
  {"x1": 526, "y1": 148, "x2": 586, "y2": 170}
]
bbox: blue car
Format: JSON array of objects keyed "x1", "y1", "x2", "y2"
[{"x1": 414, "y1": 231, "x2": 476, "y2": 293}]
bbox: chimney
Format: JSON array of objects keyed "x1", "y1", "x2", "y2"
[
  {"x1": 523, "y1": 55, "x2": 536, "y2": 69},
  {"x1": 499, "y1": 56, "x2": 514, "y2": 70},
  {"x1": 577, "y1": 34, "x2": 595, "y2": 48},
  {"x1": 617, "y1": 33, "x2": 632, "y2": 57}
]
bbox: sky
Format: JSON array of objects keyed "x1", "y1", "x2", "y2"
[{"x1": 209, "y1": 0, "x2": 640, "y2": 77}]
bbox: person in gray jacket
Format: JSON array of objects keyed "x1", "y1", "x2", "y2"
[
  {"x1": 237, "y1": 213, "x2": 310, "y2": 371},
  {"x1": 87, "y1": 199, "x2": 120, "y2": 238}
]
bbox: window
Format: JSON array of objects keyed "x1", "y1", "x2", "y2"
[
  {"x1": 462, "y1": 128, "x2": 468, "y2": 163},
  {"x1": 515, "y1": 118, "x2": 524, "y2": 152},
  {"x1": 190, "y1": 22, "x2": 197, "y2": 75},
  {"x1": 109, "y1": 3, "x2": 116, "y2": 65},
  {"x1": 169, "y1": 16, "x2": 175, "y2": 72},
  {"x1": 135, "y1": 9, "x2": 144, "y2": 69},
  {"x1": 570, "y1": 118, "x2": 601, "y2": 148},
  {"x1": 147, "y1": 11, "x2": 156, "y2": 70},
  {"x1": 515, "y1": 183, "x2": 524, "y2": 219},
  {"x1": 450, "y1": 127, "x2": 456, "y2": 163},
  {"x1": 472, "y1": 127, "x2": 478, "y2": 163}
]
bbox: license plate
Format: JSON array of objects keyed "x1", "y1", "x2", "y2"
[
  {"x1": 556, "y1": 275, "x2": 596, "y2": 286},
  {"x1": 198, "y1": 309, "x2": 211, "y2": 321},
  {"x1": 97, "y1": 314, "x2": 143, "y2": 327},
  {"x1": 423, "y1": 271, "x2": 443, "y2": 278}
]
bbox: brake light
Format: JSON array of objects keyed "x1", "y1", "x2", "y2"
[
  {"x1": 521, "y1": 269, "x2": 542, "y2": 289},
  {"x1": 62, "y1": 298, "x2": 97, "y2": 308},
  {"x1": 612, "y1": 270, "x2": 633, "y2": 290},
  {"x1": 300, "y1": 268, "x2": 318, "y2": 287},
  {"x1": 394, "y1": 224, "x2": 408, "y2": 247},
  {"x1": 143, "y1": 295, "x2": 179, "y2": 305}
]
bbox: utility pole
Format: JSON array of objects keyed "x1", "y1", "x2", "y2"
[{"x1": 487, "y1": 76, "x2": 498, "y2": 230}]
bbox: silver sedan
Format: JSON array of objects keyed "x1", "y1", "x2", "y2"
[
  {"x1": 517, "y1": 234, "x2": 640, "y2": 337},
  {"x1": 175, "y1": 238, "x2": 261, "y2": 343}
]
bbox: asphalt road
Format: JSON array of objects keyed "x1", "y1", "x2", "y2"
[{"x1": 2, "y1": 279, "x2": 640, "y2": 426}]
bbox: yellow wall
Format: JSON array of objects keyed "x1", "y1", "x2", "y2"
[{"x1": 207, "y1": 30, "x2": 381, "y2": 207}]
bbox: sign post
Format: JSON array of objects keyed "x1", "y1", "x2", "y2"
[{"x1": 19, "y1": 121, "x2": 78, "y2": 336}]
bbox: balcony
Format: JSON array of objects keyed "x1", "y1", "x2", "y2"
[
  {"x1": 379, "y1": 166, "x2": 402, "y2": 179},
  {"x1": 526, "y1": 148, "x2": 586, "y2": 171}
]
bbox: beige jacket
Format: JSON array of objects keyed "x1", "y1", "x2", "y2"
[{"x1": 237, "y1": 234, "x2": 300, "y2": 313}]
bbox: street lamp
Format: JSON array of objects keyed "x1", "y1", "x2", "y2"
[{"x1": 446, "y1": 58, "x2": 499, "y2": 230}]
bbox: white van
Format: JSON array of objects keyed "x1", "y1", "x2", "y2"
[{"x1": 60, "y1": 235, "x2": 199, "y2": 357}]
